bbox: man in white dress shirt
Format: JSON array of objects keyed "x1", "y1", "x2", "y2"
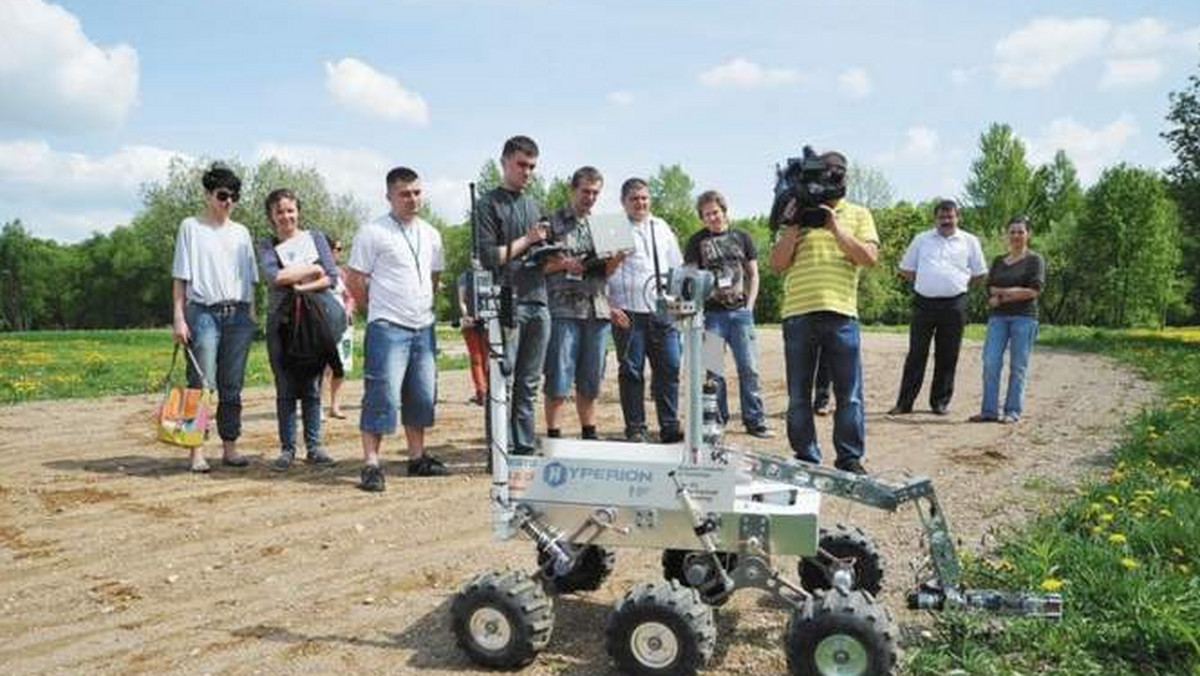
[{"x1": 889, "y1": 199, "x2": 987, "y2": 416}]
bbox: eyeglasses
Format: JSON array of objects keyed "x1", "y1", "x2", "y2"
[{"x1": 214, "y1": 190, "x2": 240, "y2": 203}]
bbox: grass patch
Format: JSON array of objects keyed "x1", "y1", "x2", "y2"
[
  {"x1": 906, "y1": 326, "x2": 1200, "y2": 676},
  {"x1": 0, "y1": 327, "x2": 465, "y2": 404}
]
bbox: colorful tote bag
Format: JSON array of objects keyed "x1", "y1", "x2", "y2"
[{"x1": 155, "y1": 344, "x2": 213, "y2": 448}]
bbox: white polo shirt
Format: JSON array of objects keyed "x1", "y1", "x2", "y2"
[
  {"x1": 899, "y1": 227, "x2": 987, "y2": 298},
  {"x1": 348, "y1": 213, "x2": 444, "y2": 329},
  {"x1": 606, "y1": 215, "x2": 683, "y2": 313}
]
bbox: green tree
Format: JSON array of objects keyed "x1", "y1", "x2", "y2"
[
  {"x1": 963, "y1": 123, "x2": 1034, "y2": 236},
  {"x1": 858, "y1": 202, "x2": 929, "y2": 323},
  {"x1": 1073, "y1": 165, "x2": 1184, "y2": 327},
  {"x1": 1025, "y1": 150, "x2": 1086, "y2": 324},
  {"x1": 649, "y1": 164, "x2": 701, "y2": 239},
  {"x1": 846, "y1": 164, "x2": 894, "y2": 210},
  {"x1": 1162, "y1": 59, "x2": 1200, "y2": 321}
]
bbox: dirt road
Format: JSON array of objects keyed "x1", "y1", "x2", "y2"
[{"x1": 0, "y1": 332, "x2": 1151, "y2": 675}]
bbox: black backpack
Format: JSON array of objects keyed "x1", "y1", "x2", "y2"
[{"x1": 281, "y1": 289, "x2": 347, "y2": 379}]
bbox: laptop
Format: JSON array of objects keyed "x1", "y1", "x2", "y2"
[{"x1": 587, "y1": 213, "x2": 637, "y2": 258}]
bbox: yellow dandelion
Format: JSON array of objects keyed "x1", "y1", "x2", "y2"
[
  {"x1": 1099, "y1": 513, "x2": 1115, "y2": 523},
  {"x1": 1121, "y1": 557, "x2": 1139, "y2": 570},
  {"x1": 1172, "y1": 478, "x2": 1192, "y2": 491},
  {"x1": 1171, "y1": 547, "x2": 1185, "y2": 558},
  {"x1": 1040, "y1": 578, "x2": 1065, "y2": 592},
  {"x1": 1105, "y1": 495, "x2": 1121, "y2": 505},
  {"x1": 1180, "y1": 564, "x2": 1192, "y2": 575},
  {"x1": 1108, "y1": 533, "x2": 1127, "y2": 545},
  {"x1": 1090, "y1": 525, "x2": 1105, "y2": 535}
]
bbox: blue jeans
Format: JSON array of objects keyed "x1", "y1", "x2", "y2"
[
  {"x1": 782, "y1": 312, "x2": 865, "y2": 464},
  {"x1": 705, "y1": 308, "x2": 766, "y2": 429},
  {"x1": 981, "y1": 315, "x2": 1039, "y2": 420},
  {"x1": 267, "y1": 324, "x2": 322, "y2": 454},
  {"x1": 360, "y1": 320, "x2": 437, "y2": 435},
  {"x1": 544, "y1": 317, "x2": 610, "y2": 400},
  {"x1": 185, "y1": 302, "x2": 255, "y2": 442},
  {"x1": 504, "y1": 304, "x2": 551, "y2": 453},
  {"x1": 613, "y1": 312, "x2": 681, "y2": 437}
]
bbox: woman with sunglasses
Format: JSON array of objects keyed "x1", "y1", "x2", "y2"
[
  {"x1": 970, "y1": 216, "x2": 1045, "y2": 424},
  {"x1": 170, "y1": 164, "x2": 258, "y2": 473},
  {"x1": 259, "y1": 188, "x2": 340, "y2": 470}
]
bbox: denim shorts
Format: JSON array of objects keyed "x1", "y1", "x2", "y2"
[
  {"x1": 544, "y1": 317, "x2": 609, "y2": 400},
  {"x1": 360, "y1": 320, "x2": 436, "y2": 434}
]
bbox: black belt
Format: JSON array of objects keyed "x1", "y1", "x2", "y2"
[{"x1": 191, "y1": 300, "x2": 247, "y2": 315}]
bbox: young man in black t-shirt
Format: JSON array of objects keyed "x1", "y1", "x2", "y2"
[{"x1": 684, "y1": 190, "x2": 773, "y2": 438}]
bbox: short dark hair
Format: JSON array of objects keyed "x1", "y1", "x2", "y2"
[
  {"x1": 933, "y1": 198, "x2": 959, "y2": 215},
  {"x1": 501, "y1": 135, "x2": 539, "y2": 159},
  {"x1": 571, "y1": 166, "x2": 603, "y2": 188},
  {"x1": 1008, "y1": 215, "x2": 1032, "y2": 232},
  {"x1": 386, "y1": 166, "x2": 420, "y2": 188},
  {"x1": 696, "y1": 190, "x2": 727, "y2": 216},
  {"x1": 819, "y1": 151, "x2": 848, "y2": 169},
  {"x1": 201, "y1": 164, "x2": 241, "y2": 193},
  {"x1": 264, "y1": 188, "x2": 301, "y2": 216},
  {"x1": 621, "y1": 177, "x2": 649, "y2": 201}
]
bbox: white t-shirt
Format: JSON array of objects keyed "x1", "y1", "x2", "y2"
[
  {"x1": 606, "y1": 215, "x2": 683, "y2": 313},
  {"x1": 899, "y1": 228, "x2": 987, "y2": 298},
  {"x1": 171, "y1": 216, "x2": 258, "y2": 304},
  {"x1": 349, "y1": 213, "x2": 444, "y2": 329}
]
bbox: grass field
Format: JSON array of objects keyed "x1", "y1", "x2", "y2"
[{"x1": 0, "y1": 326, "x2": 466, "y2": 405}]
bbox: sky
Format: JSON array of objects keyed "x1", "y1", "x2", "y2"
[{"x1": 1, "y1": 0, "x2": 1198, "y2": 242}]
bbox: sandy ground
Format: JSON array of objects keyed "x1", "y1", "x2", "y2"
[{"x1": 0, "y1": 331, "x2": 1153, "y2": 676}]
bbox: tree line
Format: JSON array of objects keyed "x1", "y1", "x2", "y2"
[{"x1": 4, "y1": 64, "x2": 1199, "y2": 332}]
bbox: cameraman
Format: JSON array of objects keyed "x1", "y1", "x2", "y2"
[
  {"x1": 768, "y1": 151, "x2": 878, "y2": 474},
  {"x1": 477, "y1": 135, "x2": 551, "y2": 456}
]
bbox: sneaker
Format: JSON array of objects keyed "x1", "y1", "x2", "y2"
[
  {"x1": 659, "y1": 429, "x2": 684, "y2": 444},
  {"x1": 271, "y1": 451, "x2": 295, "y2": 472},
  {"x1": 746, "y1": 425, "x2": 775, "y2": 439},
  {"x1": 359, "y1": 464, "x2": 386, "y2": 492},
  {"x1": 931, "y1": 405, "x2": 950, "y2": 416},
  {"x1": 968, "y1": 413, "x2": 999, "y2": 423},
  {"x1": 887, "y1": 406, "x2": 912, "y2": 416},
  {"x1": 835, "y1": 458, "x2": 868, "y2": 475},
  {"x1": 408, "y1": 454, "x2": 448, "y2": 477},
  {"x1": 1001, "y1": 414, "x2": 1020, "y2": 425},
  {"x1": 305, "y1": 448, "x2": 337, "y2": 466}
]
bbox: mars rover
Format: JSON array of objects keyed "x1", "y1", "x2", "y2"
[{"x1": 449, "y1": 210, "x2": 1060, "y2": 676}]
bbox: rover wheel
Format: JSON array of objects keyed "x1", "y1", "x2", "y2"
[
  {"x1": 538, "y1": 544, "x2": 615, "y2": 594},
  {"x1": 784, "y1": 587, "x2": 898, "y2": 676},
  {"x1": 798, "y1": 524, "x2": 884, "y2": 595},
  {"x1": 661, "y1": 549, "x2": 737, "y2": 606},
  {"x1": 605, "y1": 580, "x2": 716, "y2": 676},
  {"x1": 451, "y1": 570, "x2": 554, "y2": 670}
]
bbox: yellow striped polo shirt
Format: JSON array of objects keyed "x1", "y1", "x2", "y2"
[{"x1": 779, "y1": 201, "x2": 879, "y2": 319}]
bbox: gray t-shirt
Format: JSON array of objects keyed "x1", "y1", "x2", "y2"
[
  {"x1": 258, "y1": 229, "x2": 339, "y2": 327},
  {"x1": 545, "y1": 206, "x2": 610, "y2": 320},
  {"x1": 476, "y1": 187, "x2": 547, "y2": 305},
  {"x1": 171, "y1": 216, "x2": 258, "y2": 305},
  {"x1": 988, "y1": 252, "x2": 1045, "y2": 318}
]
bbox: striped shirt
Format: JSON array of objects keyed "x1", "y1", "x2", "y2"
[{"x1": 779, "y1": 201, "x2": 879, "y2": 319}]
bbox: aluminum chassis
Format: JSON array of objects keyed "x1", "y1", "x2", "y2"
[{"x1": 471, "y1": 264, "x2": 1062, "y2": 617}]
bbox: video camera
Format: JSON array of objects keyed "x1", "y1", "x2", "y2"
[{"x1": 768, "y1": 146, "x2": 847, "y2": 231}]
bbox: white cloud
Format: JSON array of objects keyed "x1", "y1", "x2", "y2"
[
  {"x1": 323, "y1": 57, "x2": 429, "y2": 125},
  {"x1": 994, "y1": 17, "x2": 1110, "y2": 88},
  {"x1": 837, "y1": 67, "x2": 872, "y2": 99},
  {"x1": 1026, "y1": 115, "x2": 1138, "y2": 184},
  {"x1": 904, "y1": 126, "x2": 940, "y2": 158},
  {"x1": 1111, "y1": 17, "x2": 1171, "y2": 55},
  {"x1": 0, "y1": 0, "x2": 139, "y2": 131},
  {"x1": 698, "y1": 58, "x2": 800, "y2": 88},
  {"x1": 607, "y1": 90, "x2": 634, "y2": 106},
  {"x1": 1101, "y1": 58, "x2": 1163, "y2": 89},
  {"x1": 254, "y1": 142, "x2": 468, "y2": 222},
  {"x1": 0, "y1": 141, "x2": 184, "y2": 241}
]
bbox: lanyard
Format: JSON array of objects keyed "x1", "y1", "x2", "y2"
[{"x1": 391, "y1": 215, "x2": 422, "y2": 278}]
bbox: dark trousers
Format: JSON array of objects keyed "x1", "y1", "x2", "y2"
[
  {"x1": 613, "y1": 311, "x2": 681, "y2": 438},
  {"x1": 895, "y1": 295, "x2": 966, "y2": 411}
]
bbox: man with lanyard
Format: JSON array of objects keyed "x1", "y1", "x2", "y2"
[
  {"x1": 684, "y1": 189, "x2": 773, "y2": 439},
  {"x1": 889, "y1": 199, "x2": 987, "y2": 416},
  {"x1": 607, "y1": 178, "x2": 685, "y2": 444},
  {"x1": 477, "y1": 136, "x2": 551, "y2": 456},
  {"x1": 768, "y1": 151, "x2": 878, "y2": 474},
  {"x1": 542, "y1": 166, "x2": 622, "y2": 441},
  {"x1": 346, "y1": 166, "x2": 446, "y2": 492}
]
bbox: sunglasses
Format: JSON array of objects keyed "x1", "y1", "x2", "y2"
[{"x1": 214, "y1": 190, "x2": 240, "y2": 203}]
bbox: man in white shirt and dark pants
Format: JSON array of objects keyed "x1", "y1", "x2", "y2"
[
  {"x1": 889, "y1": 199, "x2": 987, "y2": 416},
  {"x1": 607, "y1": 178, "x2": 685, "y2": 443},
  {"x1": 346, "y1": 167, "x2": 445, "y2": 492}
]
